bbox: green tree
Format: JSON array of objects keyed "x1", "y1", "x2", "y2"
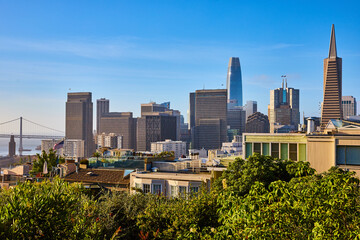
[
  {"x1": 0, "y1": 178, "x2": 104, "y2": 239},
  {"x1": 31, "y1": 149, "x2": 64, "y2": 174},
  {"x1": 93, "y1": 151, "x2": 101, "y2": 161},
  {"x1": 216, "y1": 167, "x2": 360, "y2": 239}
]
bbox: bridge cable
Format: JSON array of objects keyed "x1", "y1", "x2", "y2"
[
  {"x1": 22, "y1": 118, "x2": 65, "y2": 133},
  {"x1": 0, "y1": 118, "x2": 20, "y2": 126}
]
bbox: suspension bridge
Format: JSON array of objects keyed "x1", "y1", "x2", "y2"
[{"x1": 0, "y1": 117, "x2": 65, "y2": 156}]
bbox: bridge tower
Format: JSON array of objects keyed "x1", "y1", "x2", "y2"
[{"x1": 19, "y1": 116, "x2": 23, "y2": 156}]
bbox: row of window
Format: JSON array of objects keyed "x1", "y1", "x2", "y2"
[
  {"x1": 135, "y1": 183, "x2": 199, "y2": 197},
  {"x1": 245, "y1": 142, "x2": 306, "y2": 161}
]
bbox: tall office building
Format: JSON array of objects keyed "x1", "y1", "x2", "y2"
[
  {"x1": 141, "y1": 102, "x2": 181, "y2": 140},
  {"x1": 245, "y1": 112, "x2": 270, "y2": 133},
  {"x1": 321, "y1": 24, "x2": 342, "y2": 128},
  {"x1": 226, "y1": 57, "x2": 243, "y2": 106},
  {"x1": 342, "y1": 96, "x2": 357, "y2": 119},
  {"x1": 268, "y1": 80, "x2": 300, "y2": 133},
  {"x1": 244, "y1": 100, "x2": 258, "y2": 122},
  {"x1": 96, "y1": 98, "x2": 109, "y2": 134},
  {"x1": 136, "y1": 113, "x2": 177, "y2": 151},
  {"x1": 99, "y1": 112, "x2": 136, "y2": 149},
  {"x1": 227, "y1": 107, "x2": 246, "y2": 136},
  {"x1": 192, "y1": 89, "x2": 227, "y2": 150},
  {"x1": 66, "y1": 92, "x2": 94, "y2": 158}
]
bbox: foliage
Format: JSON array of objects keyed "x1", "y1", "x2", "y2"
[
  {"x1": 154, "y1": 151, "x2": 175, "y2": 159},
  {"x1": 136, "y1": 189, "x2": 219, "y2": 239},
  {"x1": 31, "y1": 149, "x2": 64, "y2": 174},
  {"x1": 0, "y1": 178, "x2": 104, "y2": 239},
  {"x1": 213, "y1": 153, "x2": 315, "y2": 196},
  {"x1": 95, "y1": 191, "x2": 153, "y2": 239},
  {"x1": 1, "y1": 154, "x2": 360, "y2": 239},
  {"x1": 216, "y1": 167, "x2": 360, "y2": 239}
]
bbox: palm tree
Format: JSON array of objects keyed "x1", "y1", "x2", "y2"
[{"x1": 92, "y1": 152, "x2": 101, "y2": 162}]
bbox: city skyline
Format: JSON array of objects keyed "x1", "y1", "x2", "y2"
[{"x1": 1, "y1": 1, "x2": 360, "y2": 132}]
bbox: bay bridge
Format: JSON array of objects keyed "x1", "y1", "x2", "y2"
[{"x1": 0, "y1": 117, "x2": 65, "y2": 156}]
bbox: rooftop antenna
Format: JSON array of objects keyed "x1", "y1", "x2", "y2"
[{"x1": 203, "y1": 84, "x2": 205, "y2": 90}]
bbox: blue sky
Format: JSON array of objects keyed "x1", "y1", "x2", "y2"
[{"x1": 0, "y1": 0, "x2": 359, "y2": 133}]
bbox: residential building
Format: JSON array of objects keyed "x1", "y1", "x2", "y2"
[
  {"x1": 96, "y1": 98, "x2": 109, "y2": 134},
  {"x1": 41, "y1": 139, "x2": 84, "y2": 159},
  {"x1": 193, "y1": 89, "x2": 227, "y2": 150},
  {"x1": 41, "y1": 139, "x2": 62, "y2": 155},
  {"x1": 244, "y1": 101, "x2": 258, "y2": 122},
  {"x1": 96, "y1": 133, "x2": 119, "y2": 149},
  {"x1": 226, "y1": 57, "x2": 243, "y2": 106},
  {"x1": 268, "y1": 79, "x2": 300, "y2": 133},
  {"x1": 245, "y1": 112, "x2": 270, "y2": 133},
  {"x1": 130, "y1": 171, "x2": 211, "y2": 197},
  {"x1": 151, "y1": 139, "x2": 186, "y2": 159},
  {"x1": 321, "y1": 24, "x2": 343, "y2": 129},
  {"x1": 66, "y1": 92, "x2": 94, "y2": 158},
  {"x1": 63, "y1": 139, "x2": 85, "y2": 159},
  {"x1": 64, "y1": 168, "x2": 130, "y2": 191},
  {"x1": 342, "y1": 96, "x2": 357, "y2": 118}
]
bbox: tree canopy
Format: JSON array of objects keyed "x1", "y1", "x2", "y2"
[{"x1": 1, "y1": 154, "x2": 360, "y2": 239}]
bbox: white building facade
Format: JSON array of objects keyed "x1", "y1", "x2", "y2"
[{"x1": 151, "y1": 139, "x2": 186, "y2": 158}]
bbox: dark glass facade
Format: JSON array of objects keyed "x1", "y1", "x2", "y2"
[{"x1": 226, "y1": 57, "x2": 243, "y2": 106}]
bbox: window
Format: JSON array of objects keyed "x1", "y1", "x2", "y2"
[
  {"x1": 263, "y1": 143, "x2": 270, "y2": 156},
  {"x1": 152, "y1": 184, "x2": 162, "y2": 195},
  {"x1": 179, "y1": 186, "x2": 187, "y2": 197},
  {"x1": 336, "y1": 146, "x2": 360, "y2": 165},
  {"x1": 245, "y1": 143, "x2": 252, "y2": 158},
  {"x1": 143, "y1": 184, "x2": 150, "y2": 193},
  {"x1": 170, "y1": 185, "x2": 177, "y2": 197},
  {"x1": 299, "y1": 144, "x2": 306, "y2": 161},
  {"x1": 271, "y1": 143, "x2": 279, "y2": 158},
  {"x1": 281, "y1": 143, "x2": 288, "y2": 160},
  {"x1": 254, "y1": 143, "x2": 261, "y2": 154},
  {"x1": 190, "y1": 186, "x2": 199, "y2": 195},
  {"x1": 289, "y1": 144, "x2": 297, "y2": 161}
]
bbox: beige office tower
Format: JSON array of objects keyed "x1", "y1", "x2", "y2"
[
  {"x1": 193, "y1": 89, "x2": 227, "y2": 150},
  {"x1": 321, "y1": 24, "x2": 342, "y2": 129},
  {"x1": 66, "y1": 92, "x2": 94, "y2": 158},
  {"x1": 99, "y1": 112, "x2": 136, "y2": 149},
  {"x1": 342, "y1": 96, "x2": 356, "y2": 119}
]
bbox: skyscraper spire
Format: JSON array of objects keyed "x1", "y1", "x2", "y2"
[
  {"x1": 321, "y1": 24, "x2": 342, "y2": 130},
  {"x1": 329, "y1": 24, "x2": 337, "y2": 58}
]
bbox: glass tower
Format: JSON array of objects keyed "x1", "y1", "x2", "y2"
[{"x1": 226, "y1": 57, "x2": 243, "y2": 107}]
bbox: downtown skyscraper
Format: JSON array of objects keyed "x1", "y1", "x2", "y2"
[
  {"x1": 66, "y1": 92, "x2": 94, "y2": 158},
  {"x1": 226, "y1": 57, "x2": 243, "y2": 107},
  {"x1": 321, "y1": 24, "x2": 342, "y2": 128}
]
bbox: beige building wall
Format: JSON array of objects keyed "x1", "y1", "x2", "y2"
[{"x1": 307, "y1": 137, "x2": 336, "y2": 173}]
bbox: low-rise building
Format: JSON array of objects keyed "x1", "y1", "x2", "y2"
[
  {"x1": 130, "y1": 171, "x2": 211, "y2": 197},
  {"x1": 151, "y1": 139, "x2": 186, "y2": 159},
  {"x1": 243, "y1": 120, "x2": 360, "y2": 177}
]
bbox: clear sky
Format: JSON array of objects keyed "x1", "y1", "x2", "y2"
[{"x1": 0, "y1": 0, "x2": 359, "y2": 133}]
